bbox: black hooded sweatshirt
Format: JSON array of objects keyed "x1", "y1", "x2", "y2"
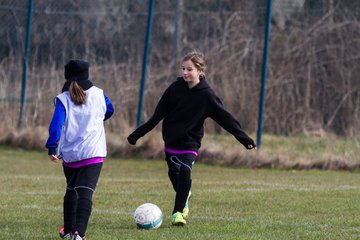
[{"x1": 128, "y1": 77, "x2": 255, "y2": 151}]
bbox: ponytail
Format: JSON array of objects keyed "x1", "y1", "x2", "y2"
[{"x1": 69, "y1": 81, "x2": 86, "y2": 105}]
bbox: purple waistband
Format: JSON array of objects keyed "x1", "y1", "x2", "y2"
[
  {"x1": 63, "y1": 157, "x2": 104, "y2": 168},
  {"x1": 164, "y1": 147, "x2": 198, "y2": 156}
]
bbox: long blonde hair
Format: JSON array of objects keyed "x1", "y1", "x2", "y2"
[{"x1": 69, "y1": 81, "x2": 86, "y2": 105}]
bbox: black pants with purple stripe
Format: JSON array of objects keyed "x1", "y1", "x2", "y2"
[
  {"x1": 63, "y1": 163, "x2": 102, "y2": 237},
  {"x1": 165, "y1": 153, "x2": 197, "y2": 214}
]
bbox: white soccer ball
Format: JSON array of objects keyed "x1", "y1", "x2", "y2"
[{"x1": 134, "y1": 203, "x2": 163, "y2": 229}]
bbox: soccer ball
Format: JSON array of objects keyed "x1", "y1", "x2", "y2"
[{"x1": 134, "y1": 203, "x2": 163, "y2": 229}]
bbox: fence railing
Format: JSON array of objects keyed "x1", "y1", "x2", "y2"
[{"x1": 0, "y1": 0, "x2": 359, "y2": 137}]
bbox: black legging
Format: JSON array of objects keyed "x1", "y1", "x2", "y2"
[
  {"x1": 165, "y1": 153, "x2": 197, "y2": 214},
  {"x1": 63, "y1": 163, "x2": 102, "y2": 237},
  {"x1": 63, "y1": 187, "x2": 93, "y2": 237}
]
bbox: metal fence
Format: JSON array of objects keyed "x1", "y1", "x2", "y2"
[{"x1": 1, "y1": 0, "x2": 359, "y2": 137}]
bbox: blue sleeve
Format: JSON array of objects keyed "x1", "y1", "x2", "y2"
[
  {"x1": 104, "y1": 93, "x2": 114, "y2": 121},
  {"x1": 45, "y1": 98, "x2": 66, "y2": 155}
]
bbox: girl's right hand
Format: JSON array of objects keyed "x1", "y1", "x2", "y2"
[
  {"x1": 49, "y1": 155, "x2": 60, "y2": 163},
  {"x1": 127, "y1": 133, "x2": 139, "y2": 145},
  {"x1": 246, "y1": 144, "x2": 256, "y2": 150}
]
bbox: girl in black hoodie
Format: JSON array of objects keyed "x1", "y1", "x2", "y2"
[{"x1": 127, "y1": 51, "x2": 256, "y2": 226}]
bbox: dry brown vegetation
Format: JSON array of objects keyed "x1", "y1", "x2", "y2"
[
  {"x1": 1, "y1": 126, "x2": 359, "y2": 171},
  {"x1": 0, "y1": 1, "x2": 359, "y2": 168}
]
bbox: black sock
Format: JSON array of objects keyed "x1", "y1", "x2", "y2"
[
  {"x1": 74, "y1": 188, "x2": 93, "y2": 237},
  {"x1": 63, "y1": 189, "x2": 77, "y2": 234},
  {"x1": 173, "y1": 166, "x2": 192, "y2": 213}
]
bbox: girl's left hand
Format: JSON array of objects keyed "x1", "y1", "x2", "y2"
[
  {"x1": 247, "y1": 144, "x2": 256, "y2": 150},
  {"x1": 49, "y1": 155, "x2": 60, "y2": 163}
]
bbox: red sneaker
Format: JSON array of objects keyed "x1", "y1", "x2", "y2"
[{"x1": 59, "y1": 225, "x2": 65, "y2": 238}]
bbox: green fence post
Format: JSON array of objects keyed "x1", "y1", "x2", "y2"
[
  {"x1": 18, "y1": 0, "x2": 33, "y2": 129},
  {"x1": 136, "y1": 0, "x2": 155, "y2": 127},
  {"x1": 256, "y1": 0, "x2": 272, "y2": 149}
]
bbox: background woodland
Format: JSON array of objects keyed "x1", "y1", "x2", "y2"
[{"x1": 0, "y1": 0, "x2": 359, "y2": 139}]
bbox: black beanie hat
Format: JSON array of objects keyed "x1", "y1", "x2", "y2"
[{"x1": 64, "y1": 59, "x2": 89, "y2": 82}]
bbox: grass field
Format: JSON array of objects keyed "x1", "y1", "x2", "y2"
[{"x1": 1, "y1": 146, "x2": 360, "y2": 240}]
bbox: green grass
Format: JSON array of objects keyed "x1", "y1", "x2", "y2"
[
  {"x1": 259, "y1": 134, "x2": 359, "y2": 163},
  {"x1": 1, "y1": 146, "x2": 360, "y2": 239},
  {"x1": 201, "y1": 133, "x2": 360, "y2": 167}
]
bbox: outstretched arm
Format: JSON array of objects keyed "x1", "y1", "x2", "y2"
[
  {"x1": 127, "y1": 88, "x2": 170, "y2": 145},
  {"x1": 209, "y1": 94, "x2": 256, "y2": 149}
]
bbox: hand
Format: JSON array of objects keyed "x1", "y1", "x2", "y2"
[
  {"x1": 48, "y1": 154, "x2": 60, "y2": 163},
  {"x1": 246, "y1": 144, "x2": 256, "y2": 150},
  {"x1": 245, "y1": 139, "x2": 256, "y2": 150},
  {"x1": 127, "y1": 134, "x2": 138, "y2": 145}
]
